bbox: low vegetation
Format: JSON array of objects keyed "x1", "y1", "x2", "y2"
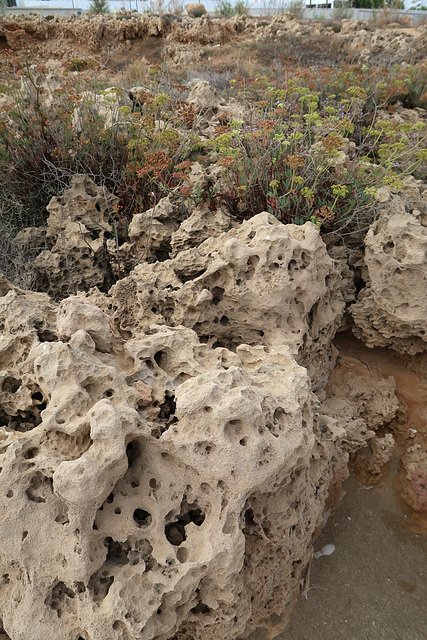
[{"x1": 0, "y1": 32, "x2": 426, "y2": 262}]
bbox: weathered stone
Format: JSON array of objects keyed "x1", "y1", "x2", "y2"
[
  {"x1": 351, "y1": 207, "x2": 427, "y2": 354},
  {"x1": 185, "y1": 3, "x2": 207, "y2": 18},
  {"x1": 57, "y1": 296, "x2": 114, "y2": 353},
  {"x1": 400, "y1": 445, "x2": 427, "y2": 513},
  {"x1": 32, "y1": 175, "x2": 118, "y2": 299},
  {"x1": 0, "y1": 288, "x2": 370, "y2": 640},
  {"x1": 110, "y1": 212, "x2": 346, "y2": 390},
  {"x1": 326, "y1": 366, "x2": 399, "y2": 431}
]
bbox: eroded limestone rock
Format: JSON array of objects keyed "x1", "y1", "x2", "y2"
[
  {"x1": 351, "y1": 207, "x2": 427, "y2": 354},
  {"x1": 110, "y1": 212, "x2": 346, "y2": 390},
  {"x1": 0, "y1": 280, "x2": 57, "y2": 433},
  {"x1": 325, "y1": 365, "x2": 399, "y2": 431},
  {"x1": 32, "y1": 175, "x2": 118, "y2": 299},
  {"x1": 0, "y1": 286, "x2": 368, "y2": 640},
  {"x1": 57, "y1": 296, "x2": 115, "y2": 353},
  {"x1": 73, "y1": 88, "x2": 132, "y2": 132},
  {"x1": 186, "y1": 80, "x2": 248, "y2": 125}
]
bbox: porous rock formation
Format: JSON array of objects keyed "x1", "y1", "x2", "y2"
[
  {"x1": 351, "y1": 201, "x2": 427, "y2": 355},
  {"x1": 16, "y1": 175, "x2": 118, "y2": 299},
  {"x1": 7, "y1": 162, "x2": 427, "y2": 639},
  {"x1": 0, "y1": 276, "x2": 374, "y2": 640},
  {"x1": 0, "y1": 191, "x2": 399, "y2": 640},
  {"x1": 17, "y1": 173, "x2": 239, "y2": 297},
  {"x1": 109, "y1": 211, "x2": 345, "y2": 391},
  {"x1": 400, "y1": 445, "x2": 427, "y2": 513}
]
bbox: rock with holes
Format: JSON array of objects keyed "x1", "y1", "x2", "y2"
[
  {"x1": 110, "y1": 212, "x2": 345, "y2": 390},
  {"x1": 106, "y1": 193, "x2": 235, "y2": 278},
  {"x1": 0, "y1": 287, "x2": 371, "y2": 640},
  {"x1": 73, "y1": 88, "x2": 132, "y2": 133},
  {"x1": 351, "y1": 207, "x2": 427, "y2": 354},
  {"x1": 32, "y1": 175, "x2": 118, "y2": 299},
  {"x1": 0, "y1": 279, "x2": 57, "y2": 430},
  {"x1": 399, "y1": 445, "x2": 427, "y2": 513},
  {"x1": 186, "y1": 79, "x2": 224, "y2": 115},
  {"x1": 170, "y1": 202, "x2": 237, "y2": 258},
  {"x1": 57, "y1": 297, "x2": 114, "y2": 353},
  {"x1": 186, "y1": 80, "x2": 247, "y2": 124},
  {"x1": 125, "y1": 194, "x2": 187, "y2": 266}
]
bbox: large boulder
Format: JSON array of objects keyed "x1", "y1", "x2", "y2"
[
  {"x1": 0, "y1": 286, "x2": 370, "y2": 640},
  {"x1": 185, "y1": 3, "x2": 207, "y2": 17},
  {"x1": 110, "y1": 212, "x2": 346, "y2": 390},
  {"x1": 351, "y1": 204, "x2": 427, "y2": 354}
]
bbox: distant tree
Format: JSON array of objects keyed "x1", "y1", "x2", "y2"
[
  {"x1": 352, "y1": 0, "x2": 384, "y2": 8},
  {"x1": 352, "y1": 0, "x2": 404, "y2": 7},
  {"x1": 89, "y1": 0, "x2": 110, "y2": 13}
]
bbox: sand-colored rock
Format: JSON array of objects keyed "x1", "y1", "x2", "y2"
[
  {"x1": 322, "y1": 359, "x2": 399, "y2": 485},
  {"x1": 169, "y1": 14, "x2": 252, "y2": 46},
  {"x1": 57, "y1": 296, "x2": 115, "y2": 353},
  {"x1": 326, "y1": 366, "x2": 399, "y2": 431},
  {"x1": 110, "y1": 212, "x2": 346, "y2": 390},
  {"x1": 185, "y1": 3, "x2": 207, "y2": 17},
  {"x1": 170, "y1": 202, "x2": 237, "y2": 258},
  {"x1": 164, "y1": 44, "x2": 202, "y2": 67},
  {"x1": 0, "y1": 279, "x2": 57, "y2": 432},
  {"x1": 0, "y1": 286, "x2": 371, "y2": 640},
  {"x1": 367, "y1": 433, "x2": 395, "y2": 473},
  {"x1": 186, "y1": 80, "x2": 247, "y2": 125},
  {"x1": 400, "y1": 445, "x2": 427, "y2": 513},
  {"x1": 31, "y1": 175, "x2": 118, "y2": 299},
  {"x1": 1, "y1": 13, "x2": 426, "y2": 66},
  {"x1": 351, "y1": 206, "x2": 427, "y2": 354},
  {"x1": 73, "y1": 87, "x2": 132, "y2": 133},
  {"x1": 187, "y1": 79, "x2": 223, "y2": 114}
]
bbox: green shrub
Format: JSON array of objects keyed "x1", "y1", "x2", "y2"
[
  {"x1": 215, "y1": 0, "x2": 248, "y2": 16},
  {"x1": 88, "y1": 0, "x2": 110, "y2": 14},
  {"x1": 189, "y1": 6, "x2": 206, "y2": 16},
  {"x1": 215, "y1": 0, "x2": 235, "y2": 16},
  {"x1": 287, "y1": 0, "x2": 305, "y2": 19},
  {"x1": 332, "y1": 2, "x2": 354, "y2": 20},
  {"x1": 0, "y1": 61, "x2": 197, "y2": 236},
  {"x1": 234, "y1": 0, "x2": 249, "y2": 15},
  {"x1": 1, "y1": 55, "x2": 426, "y2": 256},
  {"x1": 210, "y1": 67, "x2": 427, "y2": 243}
]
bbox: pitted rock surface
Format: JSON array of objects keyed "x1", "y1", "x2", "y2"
[
  {"x1": 326, "y1": 366, "x2": 399, "y2": 431},
  {"x1": 351, "y1": 208, "x2": 427, "y2": 354},
  {"x1": 110, "y1": 212, "x2": 345, "y2": 390},
  {"x1": 0, "y1": 282, "x2": 370, "y2": 640},
  {"x1": 400, "y1": 445, "x2": 427, "y2": 513},
  {"x1": 31, "y1": 175, "x2": 118, "y2": 299}
]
